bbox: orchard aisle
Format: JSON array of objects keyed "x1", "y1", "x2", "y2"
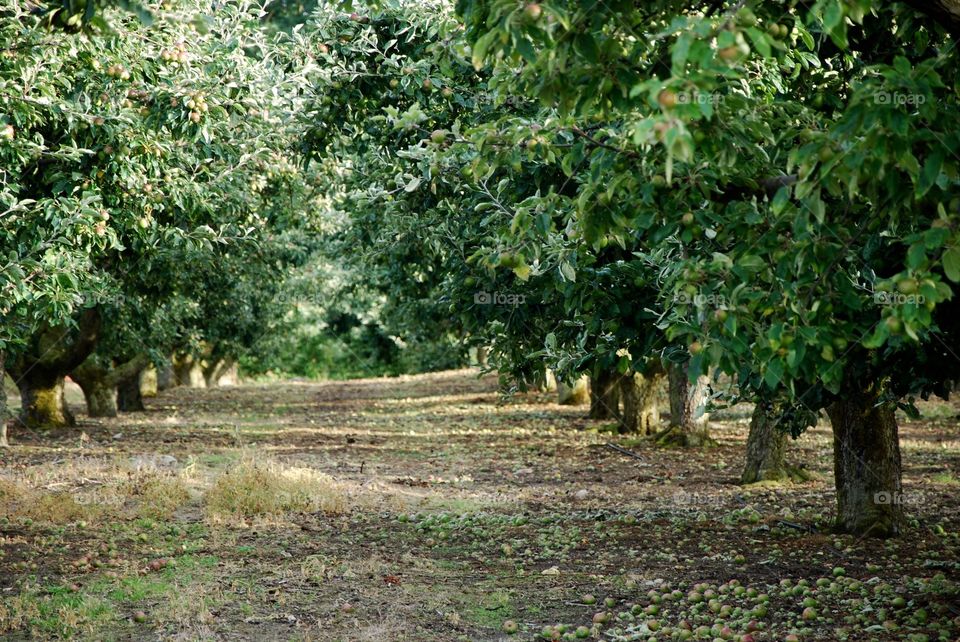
[{"x1": 0, "y1": 370, "x2": 958, "y2": 640}]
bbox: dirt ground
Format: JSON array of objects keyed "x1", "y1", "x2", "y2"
[{"x1": 0, "y1": 370, "x2": 958, "y2": 641}]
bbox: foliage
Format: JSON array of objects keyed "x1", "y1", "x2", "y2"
[{"x1": 447, "y1": 0, "x2": 960, "y2": 427}]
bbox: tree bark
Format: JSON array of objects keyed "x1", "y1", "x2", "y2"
[
  {"x1": 655, "y1": 362, "x2": 713, "y2": 447},
  {"x1": 203, "y1": 357, "x2": 236, "y2": 387},
  {"x1": 0, "y1": 351, "x2": 8, "y2": 447},
  {"x1": 619, "y1": 371, "x2": 663, "y2": 434},
  {"x1": 826, "y1": 390, "x2": 903, "y2": 537},
  {"x1": 72, "y1": 353, "x2": 149, "y2": 417},
  {"x1": 72, "y1": 358, "x2": 117, "y2": 418},
  {"x1": 557, "y1": 376, "x2": 589, "y2": 405},
  {"x1": 7, "y1": 310, "x2": 100, "y2": 430},
  {"x1": 156, "y1": 359, "x2": 176, "y2": 391},
  {"x1": 589, "y1": 369, "x2": 622, "y2": 420},
  {"x1": 140, "y1": 366, "x2": 158, "y2": 398},
  {"x1": 741, "y1": 401, "x2": 790, "y2": 483},
  {"x1": 14, "y1": 374, "x2": 75, "y2": 429},
  {"x1": 173, "y1": 354, "x2": 206, "y2": 388},
  {"x1": 542, "y1": 369, "x2": 557, "y2": 392},
  {"x1": 117, "y1": 371, "x2": 145, "y2": 412},
  {"x1": 74, "y1": 373, "x2": 117, "y2": 417}
]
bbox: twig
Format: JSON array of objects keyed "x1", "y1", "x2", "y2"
[
  {"x1": 605, "y1": 442, "x2": 647, "y2": 462},
  {"x1": 777, "y1": 519, "x2": 815, "y2": 532}
]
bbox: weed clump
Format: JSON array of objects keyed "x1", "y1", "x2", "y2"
[{"x1": 204, "y1": 460, "x2": 347, "y2": 520}]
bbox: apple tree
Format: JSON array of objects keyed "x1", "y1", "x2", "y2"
[
  {"x1": 2, "y1": 0, "x2": 303, "y2": 429},
  {"x1": 456, "y1": 0, "x2": 960, "y2": 536}
]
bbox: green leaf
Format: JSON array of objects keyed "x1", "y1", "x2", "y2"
[
  {"x1": 513, "y1": 264, "x2": 532, "y2": 281},
  {"x1": 943, "y1": 247, "x2": 960, "y2": 282},
  {"x1": 917, "y1": 152, "x2": 943, "y2": 198},
  {"x1": 671, "y1": 33, "x2": 692, "y2": 74}
]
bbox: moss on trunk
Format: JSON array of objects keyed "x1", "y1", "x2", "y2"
[
  {"x1": 17, "y1": 375, "x2": 75, "y2": 430},
  {"x1": 78, "y1": 379, "x2": 117, "y2": 418}
]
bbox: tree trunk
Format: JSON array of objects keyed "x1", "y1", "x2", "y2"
[
  {"x1": 656, "y1": 362, "x2": 713, "y2": 447},
  {"x1": 741, "y1": 401, "x2": 789, "y2": 483},
  {"x1": 543, "y1": 369, "x2": 557, "y2": 393},
  {"x1": 140, "y1": 366, "x2": 158, "y2": 397},
  {"x1": 156, "y1": 360, "x2": 176, "y2": 391},
  {"x1": 7, "y1": 309, "x2": 100, "y2": 430},
  {"x1": 557, "y1": 376, "x2": 589, "y2": 405},
  {"x1": 589, "y1": 370, "x2": 621, "y2": 420},
  {"x1": 174, "y1": 354, "x2": 206, "y2": 388},
  {"x1": 117, "y1": 371, "x2": 146, "y2": 412},
  {"x1": 72, "y1": 359, "x2": 117, "y2": 418},
  {"x1": 475, "y1": 346, "x2": 489, "y2": 367},
  {"x1": 619, "y1": 371, "x2": 663, "y2": 434},
  {"x1": 203, "y1": 357, "x2": 236, "y2": 387},
  {"x1": 826, "y1": 392, "x2": 903, "y2": 537},
  {"x1": 0, "y1": 351, "x2": 7, "y2": 447},
  {"x1": 15, "y1": 373, "x2": 75, "y2": 429},
  {"x1": 75, "y1": 377, "x2": 117, "y2": 418}
]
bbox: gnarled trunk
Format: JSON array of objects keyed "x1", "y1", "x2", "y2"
[
  {"x1": 72, "y1": 353, "x2": 149, "y2": 417},
  {"x1": 117, "y1": 371, "x2": 145, "y2": 412},
  {"x1": 203, "y1": 357, "x2": 237, "y2": 388},
  {"x1": 173, "y1": 354, "x2": 206, "y2": 388},
  {"x1": 741, "y1": 401, "x2": 789, "y2": 483},
  {"x1": 14, "y1": 373, "x2": 75, "y2": 429},
  {"x1": 72, "y1": 359, "x2": 117, "y2": 418},
  {"x1": 589, "y1": 370, "x2": 621, "y2": 420},
  {"x1": 619, "y1": 371, "x2": 663, "y2": 434},
  {"x1": 7, "y1": 310, "x2": 100, "y2": 430},
  {"x1": 656, "y1": 362, "x2": 713, "y2": 447},
  {"x1": 557, "y1": 376, "x2": 589, "y2": 406},
  {"x1": 827, "y1": 391, "x2": 903, "y2": 537},
  {"x1": 74, "y1": 376, "x2": 117, "y2": 418}
]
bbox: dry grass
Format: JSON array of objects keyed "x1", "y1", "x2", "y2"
[
  {"x1": 0, "y1": 593, "x2": 41, "y2": 635},
  {"x1": 0, "y1": 478, "x2": 93, "y2": 524},
  {"x1": 0, "y1": 465, "x2": 191, "y2": 524},
  {"x1": 118, "y1": 473, "x2": 191, "y2": 520},
  {"x1": 204, "y1": 459, "x2": 349, "y2": 521}
]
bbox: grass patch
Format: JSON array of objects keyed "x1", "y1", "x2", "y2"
[
  {"x1": 204, "y1": 459, "x2": 348, "y2": 520},
  {"x1": 932, "y1": 472, "x2": 960, "y2": 484},
  {"x1": 461, "y1": 589, "x2": 515, "y2": 628},
  {"x1": 0, "y1": 586, "x2": 114, "y2": 638},
  {"x1": 121, "y1": 473, "x2": 191, "y2": 520},
  {"x1": 0, "y1": 478, "x2": 94, "y2": 525}
]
